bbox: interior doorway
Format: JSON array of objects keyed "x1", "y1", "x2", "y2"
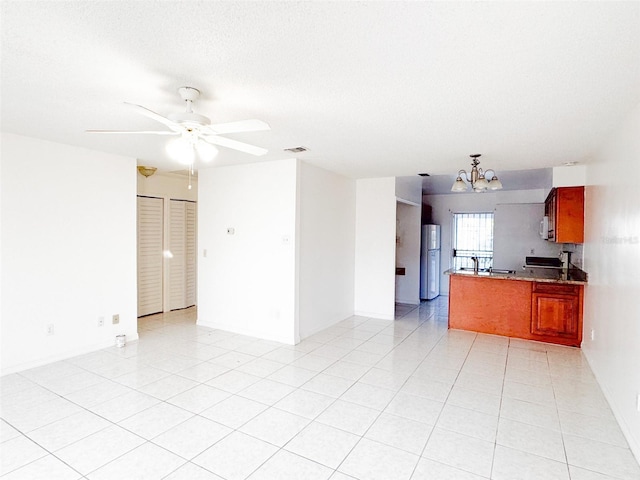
[
  {"x1": 395, "y1": 200, "x2": 421, "y2": 306},
  {"x1": 136, "y1": 194, "x2": 197, "y2": 317}
]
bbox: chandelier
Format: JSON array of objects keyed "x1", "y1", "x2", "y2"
[{"x1": 451, "y1": 154, "x2": 503, "y2": 192}]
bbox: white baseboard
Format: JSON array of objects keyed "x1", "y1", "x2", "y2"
[
  {"x1": 196, "y1": 320, "x2": 297, "y2": 345},
  {"x1": 395, "y1": 299, "x2": 420, "y2": 305},
  {"x1": 353, "y1": 310, "x2": 394, "y2": 320},
  {"x1": 299, "y1": 313, "x2": 360, "y2": 341},
  {"x1": 0, "y1": 332, "x2": 140, "y2": 376}
]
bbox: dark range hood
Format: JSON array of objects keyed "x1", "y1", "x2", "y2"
[{"x1": 525, "y1": 256, "x2": 563, "y2": 268}]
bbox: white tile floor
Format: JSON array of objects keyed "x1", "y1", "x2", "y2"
[{"x1": 1, "y1": 298, "x2": 639, "y2": 479}]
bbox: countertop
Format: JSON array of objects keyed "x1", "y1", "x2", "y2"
[{"x1": 445, "y1": 267, "x2": 588, "y2": 285}]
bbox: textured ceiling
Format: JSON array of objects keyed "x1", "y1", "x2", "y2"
[{"x1": 1, "y1": 1, "x2": 639, "y2": 179}]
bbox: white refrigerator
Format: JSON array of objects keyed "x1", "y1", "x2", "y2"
[{"x1": 420, "y1": 225, "x2": 441, "y2": 300}]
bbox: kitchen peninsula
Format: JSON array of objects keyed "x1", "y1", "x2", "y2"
[{"x1": 446, "y1": 267, "x2": 588, "y2": 347}]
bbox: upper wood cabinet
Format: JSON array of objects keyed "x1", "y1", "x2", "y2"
[{"x1": 545, "y1": 186, "x2": 584, "y2": 243}]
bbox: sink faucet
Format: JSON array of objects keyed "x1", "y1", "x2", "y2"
[{"x1": 471, "y1": 256, "x2": 479, "y2": 273}]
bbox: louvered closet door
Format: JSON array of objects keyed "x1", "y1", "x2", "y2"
[
  {"x1": 185, "y1": 201, "x2": 197, "y2": 307},
  {"x1": 169, "y1": 200, "x2": 196, "y2": 310},
  {"x1": 137, "y1": 196, "x2": 163, "y2": 316}
]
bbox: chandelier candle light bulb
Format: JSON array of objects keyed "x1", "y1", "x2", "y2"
[{"x1": 451, "y1": 154, "x2": 503, "y2": 192}]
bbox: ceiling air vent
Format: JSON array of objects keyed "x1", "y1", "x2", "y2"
[{"x1": 284, "y1": 146, "x2": 308, "y2": 153}]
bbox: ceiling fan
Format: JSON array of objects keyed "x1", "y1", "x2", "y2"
[{"x1": 87, "y1": 87, "x2": 270, "y2": 162}]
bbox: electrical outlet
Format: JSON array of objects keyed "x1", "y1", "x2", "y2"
[
  {"x1": 530, "y1": 248, "x2": 535, "y2": 254},
  {"x1": 112, "y1": 314, "x2": 120, "y2": 325},
  {"x1": 98, "y1": 316, "x2": 104, "y2": 327},
  {"x1": 46, "y1": 324, "x2": 54, "y2": 336},
  {"x1": 590, "y1": 329, "x2": 595, "y2": 341}
]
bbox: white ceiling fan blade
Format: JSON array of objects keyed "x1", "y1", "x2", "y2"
[
  {"x1": 202, "y1": 135, "x2": 268, "y2": 156},
  {"x1": 86, "y1": 129, "x2": 179, "y2": 135},
  {"x1": 125, "y1": 102, "x2": 182, "y2": 131},
  {"x1": 204, "y1": 119, "x2": 270, "y2": 135}
]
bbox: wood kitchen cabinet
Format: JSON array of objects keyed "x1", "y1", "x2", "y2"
[
  {"x1": 545, "y1": 186, "x2": 584, "y2": 243},
  {"x1": 531, "y1": 282, "x2": 583, "y2": 346},
  {"x1": 448, "y1": 273, "x2": 585, "y2": 347},
  {"x1": 449, "y1": 275, "x2": 532, "y2": 339}
]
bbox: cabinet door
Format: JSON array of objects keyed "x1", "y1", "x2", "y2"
[
  {"x1": 545, "y1": 190, "x2": 557, "y2": 242},
  {"x1": 555, "y1": 186, "x2": 584, "y2": 243},
  {"x1": 531, "y1": 293, "x2": 579, "y2": 339}
]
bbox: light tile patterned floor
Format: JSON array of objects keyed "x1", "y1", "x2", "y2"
[{"x1": 1, "y1": 298, "x2": 639, "y2": 479}]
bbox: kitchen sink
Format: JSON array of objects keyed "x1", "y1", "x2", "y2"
[{"x1": 489, "y1": 268, "x2": 516, "y2": 274}]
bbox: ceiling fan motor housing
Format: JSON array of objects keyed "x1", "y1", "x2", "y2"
[
  {"x1": 168, "y1": 112, "x2": 211, "y2": 125},
  {"x1": 171, "y1": 87, "x2": 210, "y2": 125}
]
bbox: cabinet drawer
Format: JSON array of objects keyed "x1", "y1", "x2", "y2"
[{"x1": 533, "y1": 282, "x2": 580, "y2": 296}]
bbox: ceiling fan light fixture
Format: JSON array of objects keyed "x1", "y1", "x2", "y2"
[
  {"x1": 166, "y1": 137, "x2": 195, "y2": 165},
  {"x1": 196, "y1": 141, "x2": 219, "y2": 163}
]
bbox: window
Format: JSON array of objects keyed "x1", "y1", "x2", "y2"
[{"x1": 452, "y1": 212, "x2": 494, "y2": 270}]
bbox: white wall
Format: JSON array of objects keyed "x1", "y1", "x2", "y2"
[
  {"x1": 395, "y1": 201, "x2": 421, "y2": 304},
  {"x1": 553, "y1": 165, "x2": 587, "y2": 187},
  {"x1": 354, "y1": 177, "x2": 396, "y2": 319},
  {"x1": 137, "y1": 171, "x2": 197, "y2": 201},
  {"x1": 583, "y1": 102, "x2": 640, "y2": 460},
  {"x1": 395, "y1": 176, "x2": 423, "y2": 205},
  {"x1": 197, "y1": 159, "x2": 299, "y2": 344},
  {"x1": 493, "y1": 203, "x2": 563, "y2": 270},
  {"x1": 1, "y1": 134, "x2": 137, "y2": 375},
  {"x1": 423, "y1": 189, "x2": 553, "y2": 294},
  {"x1": 298, "y1": 162, "x2": 356, "y2": 338}
]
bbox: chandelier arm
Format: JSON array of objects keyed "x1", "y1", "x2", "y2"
[{"x1": 457, "y1": 169, "x2": 470, "y2": 182}]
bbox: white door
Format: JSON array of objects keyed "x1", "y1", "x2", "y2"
[
  {"x1": 169, "y1": 199, "x2": 196, "y2": 310},
  {"x1": 137, "y1": 196, "x2": 163, "y2": 316}
]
